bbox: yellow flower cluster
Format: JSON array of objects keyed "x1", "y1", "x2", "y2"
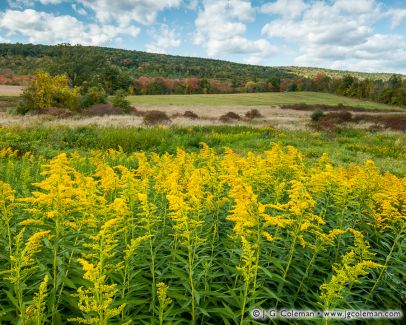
[
  {"x1": 0, "y1": 143, "x2": 403, "y2": 323},
  {"x1": 320, "y1": 229, "x2": 382, "y2": 309}
]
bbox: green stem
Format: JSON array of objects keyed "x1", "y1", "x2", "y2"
[
  {"x1": 293, "y1": 248, "x2": 318, "y2": 303},
  {"x1": 240, "y1": 281, "x2": 250, "y2": 325},
  {"x1": 365, "y1": 222, "x2": 405, "y2": 302},
  {"x1": 56, "y1": 226, "x2": 81, "y2": 309},
  {"x1": 149, "y1": 236, "x2": 156, "y2": 316},
  {"x1": 283, "y1": 234, "x2": 297, "y2": 279},
  {"x1": 159, "y1": 305, "x2": 164, "y2": 325},
  {"x1": 188, "y1": 244, "x2": 196, "y2": 322}
]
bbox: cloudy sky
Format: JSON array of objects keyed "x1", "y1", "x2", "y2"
[{"x1": 1, "y1": 0, "x2": 406, "y2": 73}]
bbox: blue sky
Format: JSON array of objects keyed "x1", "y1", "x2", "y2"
[{"x1": 1, "y1": 1, "x2": 406, "y2": 73}]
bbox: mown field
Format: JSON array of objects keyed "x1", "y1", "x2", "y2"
[
  {"x1": 128, "y1": 92, "x2": 402, "y2": 111},
  {"x1": 0, "y1": 125, "x2": 405, "y2": 324},
  {"x1": 2, "y1": 87, "x2": 401, "y2": 111},
  {"x1": 0, "y1": 85, "x2": 22, "y2": 96}
]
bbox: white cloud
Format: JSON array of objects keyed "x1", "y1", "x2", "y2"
[
  {"x1": 261, "y1": 0, "x2": 406, "y2": 73},
  {"x1": 40, "y1": 0, "x2": 63, "y2": 4},
  {"x1": 261, "y1": 0, "x2": 307, "y2": 19},
  {"x1": 146, "y1": 24, "x2": 181, "y2": 53},
  {"x1": 72, "y1": 3, "x2": 87, "y2": 16},
  {"x1": 194, "y1": 0, "x2": 277, "y2": 63},
  {"x1": 386, "y1": 8, "x2": 406, "y2": 28},
  {"x1": 78, "y1": 0, "x2": 181, "y2": 26},
  {"x1": 185, "y1": 0, "x2": 199, "y2": 11},
  {"x1": 0, "y1": 9, "x2": 140, "y2": 45},
  {"x1": 7, "y1": 0, "x2": 63, "y2": 7}
]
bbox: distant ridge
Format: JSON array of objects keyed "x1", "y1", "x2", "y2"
[{"x1": 0, "y1": 43, "x2": 402, "y2": 82}]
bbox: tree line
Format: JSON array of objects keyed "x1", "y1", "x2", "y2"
[
  {"x1": 130, "y1": 73, "x2": 406, "y2": 107},
  {"x1": 1, "y1": 43, "x2": 405, "y2": 107}
]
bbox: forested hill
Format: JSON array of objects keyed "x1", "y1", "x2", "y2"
[
  {"x1": 0, "y1": 43, "x2": 293, "y2": 82},
  {"x1": 0, "y1": 43, "x2": 400, "y2": 83},
  {"x1": 1, "y1": 43, "x2": 405, "y2": 106}
]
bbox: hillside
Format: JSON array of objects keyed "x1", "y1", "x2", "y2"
[
  {"x1": 282, "y1": 66, "x2": 400, "y2": 81},
  {"x1": 0, "y1": 43, "x2": 401, "y2": 84},
  {"x1": 0, "y1": 43, "x2": 292, "y2": 83},
  {"x1": 1, "y1": 43, "x2": 405, "y2": 107}
]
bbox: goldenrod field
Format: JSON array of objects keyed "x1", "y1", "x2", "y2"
[{"x1": 0, "y1": 134, "x2": 405, "y2": 324}]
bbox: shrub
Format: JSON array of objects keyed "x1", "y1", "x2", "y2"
[
  {"x1": 183, "y1": 111, "x2": 199, "y2": 119},
  {"x1": 219, "y1": 112, "x2": 241, "y2": 122},
  {"x1": 311, "y1": 109, "x2": 325, "y2": 122},
  {"x1": 143, "y1": 110, "x2": 171, "y2": 125},
  {"x1": 111, "y1": 89, "x2": 131, "y2": 113},
  {"x1": 245, "y1": 109, "x2": 263, "y2": 119},
  {"x1": 324, "y1": 111, "x2": 353, "y2": 123},
  {"x1": 17, "y1": 71, "x2": 80, "y2": 114},
  {"x1": 80, "y1": 87, "x2": 107, "y2": 109},
  {"x1": 313, "y1": 119, "x2": 338, "y2": 132},
  {"x1": 84, "y1": 103, "x2": 124, "y2": 116}
]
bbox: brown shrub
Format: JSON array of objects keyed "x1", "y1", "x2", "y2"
[
  {"x1": 84, "y1": 103, "x2": 124, "y2": 116},
  {"x1": 311, "y1": 119, "x2": 339, "y2": 132},
  {"x1": 353, "y1": 114, "x2": 406, "y2": 131},
  {"x1": 245, "y1": 109, "x2": 263, "y2": 119},
  {"x1": 131, "y1": 106, "x2": 145, "y2": 117},
  {"x1": 183, "y1": 110, "x2": 199, "y2": 119},
  {"x1": 281, "y1": 103, "x2": 402, "y2": 113},
  {"x1": 143, "y1": 110, "x2": 171, "y2": 125},
  {"x1": 219, "y1": 111, "x2": 241, "y2": 122},
  {"x1": 323, "y1": 111, "x2": 353, "y2": 123},
  {"x1": 45, "y1": 107, "x2": 75, "y2": 118}
]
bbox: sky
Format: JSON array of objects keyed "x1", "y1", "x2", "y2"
[{"x1": 1, "y1": 0, "x2": 406, "y2": 73}]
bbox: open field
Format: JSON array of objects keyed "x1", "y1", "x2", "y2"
[
  {"x1": 0, "y1": 125, "x2": 405, "y2": 324},
  {"x1": 128, "y1": 92, "x2": 403, "y2": 111},
  {"x1": 1, "y1": 89, "x2": 405, "y2": 131},
  {"x1": 3, "y1": 85, "x2": 402, "y2": 111},
  {"x1": 0, "y1": 85, "x2": 22, "y2": 96},
  {"x1": 1, "y1": 107, "x2": 405, "y2": 131}
]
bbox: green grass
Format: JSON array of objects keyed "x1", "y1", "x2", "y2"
[
  {"x1": 0, "y1": 125, "x2": 404, "y2": 175},
  {"x1": 128, "y1": 92, "x2": 402, "y2": 111}
]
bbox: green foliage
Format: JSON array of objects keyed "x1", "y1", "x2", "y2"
[
  {"x1": 79, "y1": 86, "x2": 107, "y2": 109},
  {"x1": 111, "y1": 89, "x2": 130, "y2": 113},
  {"x1": 0, "y1": 125, "x2": 404, "y2": 175},
  {"x1": 17, "y1": 71, "x2": 80, "y2": 114},
  {"x1": 0, "y1": 43, "x2": 294, "y2": 84},
  {"x1": 311, "y1": 109, "x2": 325, "y2": 121}
]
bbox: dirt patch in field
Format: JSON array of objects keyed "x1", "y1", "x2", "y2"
[{"x1": 0, "y1": 85, "x2": 23, "y2": 96}]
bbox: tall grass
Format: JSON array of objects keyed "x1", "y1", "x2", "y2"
[{"x1": 0, "y1": 126, "x2": 405, "y2": 174}]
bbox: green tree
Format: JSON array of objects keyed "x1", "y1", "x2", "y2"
[
  {"x1": 17, "y1": 71, "x2": 80, "y2": 114},
  {"x1": 245, "y1": 81, "x2": 256, "y2": 93},
  {"x1": 111, "y1": 89, "x2": 131, "y2": 113}
]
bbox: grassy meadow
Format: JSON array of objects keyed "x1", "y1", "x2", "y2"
[
  {"x1": 2, "y1": 88, "x2": 402, "y2": 111},
  {"x1": 127, "y1": 92, "x2": 402, "y2": 111},
  {"x1": 0, "y1": 124, "x2": 405, "y2": 324}
]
